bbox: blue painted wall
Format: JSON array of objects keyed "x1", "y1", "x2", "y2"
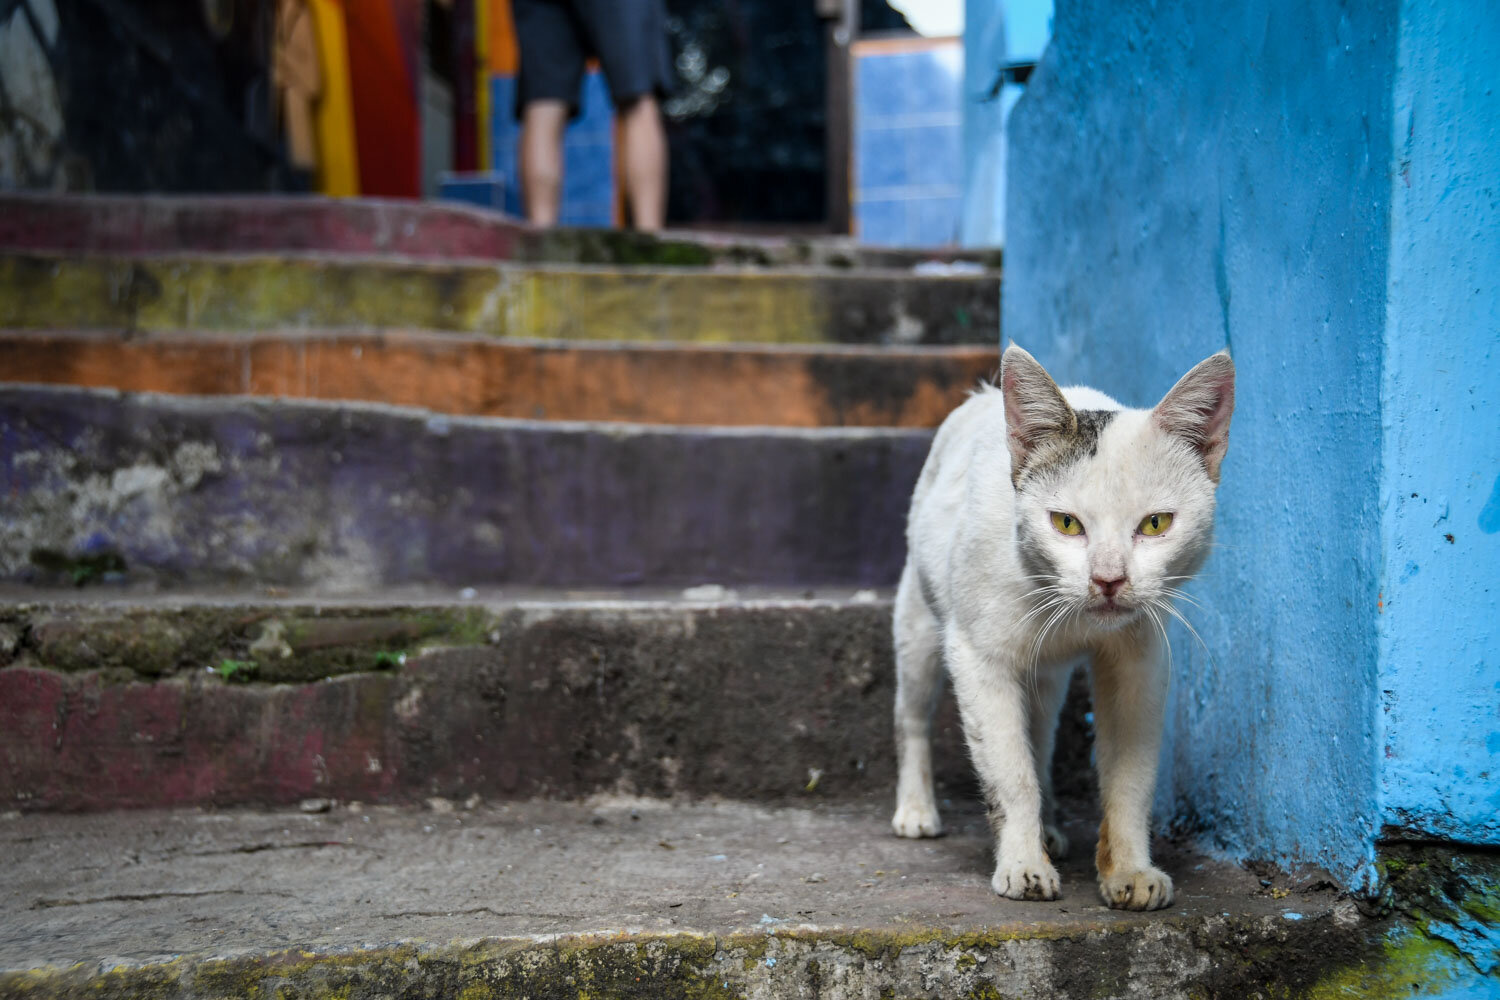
[
  {"x1": 1005, "y1": 0, "x2": 1399, "y2": 888},
  {"x1": 1377, "y1": 0, "x2": 1500, "y2": 844},
  {"x1": 1003, "y1": 0, "x2": 1500, "y2": 887}
]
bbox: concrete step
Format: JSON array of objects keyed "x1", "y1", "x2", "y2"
[
  {"x1": 0, "y1": 192, "x2": 1003, "y2": 271},
  {"x1": 0, "y1": 799, "x2": 1455, "y2": 1000},
  {"x1": 0, "y1": 330, "x2": 997, "y2": 428},
  {"x1": 0, "y1": 590, "x2": 1051, "y2": 812},
  {"x1": 0, "y1": 252, "x2": 999, "y2": 346},
  {"x1": 2, "y1": 386, "x2": 928, "y2": 589}
]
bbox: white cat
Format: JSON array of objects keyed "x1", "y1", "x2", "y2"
[{"x1": 890, "y1": 344, "x2": 1234, "y2": 911}]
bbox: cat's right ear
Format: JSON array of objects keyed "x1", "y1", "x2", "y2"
[{"x1": 1001, "y1": 345, "x2": 1077, "y2": 473}]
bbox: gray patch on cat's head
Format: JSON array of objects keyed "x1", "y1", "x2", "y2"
[
  {"x1": 1013, "y1": 408, "x2": 1117, "y2": 487},
  {"x1": 1012, "y1": 410, "x2": 1117, "y2": 585}
]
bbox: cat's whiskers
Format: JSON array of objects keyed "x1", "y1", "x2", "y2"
[
  {"x1": 1157, "y1": 587, "x2": 1205, "y2": 611},
  {"x1": 1158, "y1": 585, "x2": 1218, "y2": 632},
  {"x1": 1022, "y1": 598, "x2": 1081, "y2": 703},
  {"x1": 1150, "y1": 597, "x2": 1211, "y2": 659},
  {"x1": 1016, "y1": 583, "x2": 1065, "y2": 605},
  {"x1": 1013, "y1": 580, "x2": 1073, "y2": 635},
  {"x1": 1020, "y1": 601, "x2": 1071, "y2": 706},
  {"x1": 1015, "y1": 579, "x2": 1065, "y2": 607},
  {"x1": 1018, "y1": 591, "x2": 1074, "y2": 637},
  {"x1": 1015, "y1": 594, "x2": 1069, "y2": 629},
  {"x1": 1142, "y1": 602, "x2": 1173, "y2": 676}
]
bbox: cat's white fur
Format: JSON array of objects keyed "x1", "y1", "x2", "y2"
[{"x1": 891, "y1": 345, "x2": 1234, "y2": 911}]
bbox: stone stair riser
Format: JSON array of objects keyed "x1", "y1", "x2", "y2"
[
  {"x1": 0, "y1": 193, "x2": 1004, "y2": 270},
  {"x1": 2, "y1": 387, "x2": 928, "y2": 588},
  {"x1": 0, "y1": 601, "x2": 1000, "y2": 811},
  {"x1": 0, "y1": 254, "x2": 999, "y2": 346},
  {"x1": 0, "y1": 332, "x2": 997, "y2": 428},
  {"x1": 0, "y1": 918, "x2": 1387, "y2": 1000}
]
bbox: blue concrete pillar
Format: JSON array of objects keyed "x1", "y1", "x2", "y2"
[
  {"x1": 1377, "y1": 0, "x2": 1500, "y2": 846},
  {"x1": 960, "y1": 0, "x2": 1052, "y2": 246},
  {"x1": 999, "y1": 0, "x2": 1497, "y2": 888}
]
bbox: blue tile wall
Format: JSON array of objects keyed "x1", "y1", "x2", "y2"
[
  {"x1": 855, "y1": 127, "x2": 908, "y2": 191},
  {"x1": 913, "y1": 195, "x2": 963, "y2": 246},
  {"x1": 853, "y1": 42, "x2": 964, "y2": 247},
  {"x1": 489, "y1": 71, "x2": 616, "y2": 226},
  {"x1": 856, "y1": 199, "x2": 906, "y2": 244}
]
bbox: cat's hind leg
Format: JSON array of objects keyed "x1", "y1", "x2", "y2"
[{"x1": 891, "y1": 563, "x2": 944, "y2": 838}]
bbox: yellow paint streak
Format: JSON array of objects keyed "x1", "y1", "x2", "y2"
[
  {"x1": 0, "y1": 256, "x2": 955, "y2": 346},
  {"x1": 502, "y1": 270, "x2": 831, "y2": 344}
]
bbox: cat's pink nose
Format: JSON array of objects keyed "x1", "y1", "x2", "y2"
[{"x1": 1092, "y1": 574, "x2": 1126, "y2": 598}]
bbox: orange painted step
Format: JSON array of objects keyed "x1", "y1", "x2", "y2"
[{"x1": 0, "y1": 330, "x2": 997, "y2": 428}]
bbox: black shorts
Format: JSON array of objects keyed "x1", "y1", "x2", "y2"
[{"x1": 513, "y1": 0, "x2": 674, "y2": 119}]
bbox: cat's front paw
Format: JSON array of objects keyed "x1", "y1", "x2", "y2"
[
  {"x1": 891, "y1": 801, "x2": 942, "y2": 838},
  {"x1": 991, "y1": 858, "x2": 1061, "y2": 901},
  {"x1": 1098, "y1": 867, "x2": 1174, "y2": 910},
  {"x1": 1043, "y1": 823, "x2": 1070, "y2": 860}
]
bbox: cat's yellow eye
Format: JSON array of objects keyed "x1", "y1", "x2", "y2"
[
  {"x1": 1138, "y1": 513, "x2": 1174, "y2": 536},
  {"x1": 1050, "y1": 512, "x2": 1084, "y2": 536}
]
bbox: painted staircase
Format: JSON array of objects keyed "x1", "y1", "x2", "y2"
[{"x1": 0, "y1": 196, "x2": 1462, "y2": 999}]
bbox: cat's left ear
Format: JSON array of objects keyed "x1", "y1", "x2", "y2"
[{"x1": 1153, "y1": 351, "x2": 1235, "y2": 483}]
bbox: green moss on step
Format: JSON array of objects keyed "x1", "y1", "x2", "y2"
[
  {"x1": 215, "y1": 659, "x2": 257, "y2": 682},
  {"x1": 9, "y1": 604, "x2": 503, "y2": 683},
  {"x1": 964, "y1": 983, "x2": 1010, "y2": 1000},
  {"x1": 27, "y1": 548, "x2": 128, "y2": 587},
  {"x1": 1296, "y1": 926, "x2": 1478, "y2": 999}
]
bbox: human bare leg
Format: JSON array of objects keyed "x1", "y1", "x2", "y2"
[
  {"x1": 618, "y1": 94, "x2": 666, "y2": 231},
  {"x1": 520, "y1": 99, "x2": 569, "y2": 226}
]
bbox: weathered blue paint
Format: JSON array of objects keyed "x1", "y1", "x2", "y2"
[
  {"x1": 960, "y1": 0, "x2": 1052, "y2": 246},
  {"x1": 1479, "y1": 474, "x2": 1500, "y2": 534},
  {"x1": 1004, "y1": 0, "x2": 1399, "y2": 887},
  {"x1": 1377, "y1": 0, "x2": 1500, "y2": 845}
]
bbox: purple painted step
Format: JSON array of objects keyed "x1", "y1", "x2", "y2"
[
  {"x1": 0, "y1": 193, "x2": 524, "y2": 261},
  {"x1": 0, "y1": 193, "x2": 1003, "y2": 269},
  {"x1": 0, "y1": 387, "x2": 929, "y2": 589}
]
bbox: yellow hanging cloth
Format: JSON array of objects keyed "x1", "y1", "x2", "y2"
[{"x1": 307, "y1": 0, "x2": 360, "y2": 196}]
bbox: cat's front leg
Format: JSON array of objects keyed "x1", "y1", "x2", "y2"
[
  {"x1": 1090, "y1": 629, "x2": 1173, "y2": 910},
  {"x1": 947, "y1": 630, "x2": 1060, "y2": 901},
  {"x1": 1027, "y1": 663, "x2": 1074, "y2": 861}
]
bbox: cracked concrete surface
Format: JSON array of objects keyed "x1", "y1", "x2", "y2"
[{"x1": 1, "y1": 799, "x2": 1337, "y2": 973}]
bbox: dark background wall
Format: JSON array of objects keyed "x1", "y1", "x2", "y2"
[
  {"x1": 661, "y1": 0, "x2": 909, "y2": 226},
  {"x1": 0, "y1": 0, "x2": 290, "y2": 192},
  {"x1": 3, "y1": 0, "x2": 914, "y2": 228}
]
